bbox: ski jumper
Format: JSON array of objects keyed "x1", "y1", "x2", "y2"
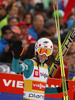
[{"x1": 12, "y1": 57, "x2": 59, "y2": 100}]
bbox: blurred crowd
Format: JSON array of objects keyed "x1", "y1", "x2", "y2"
[{"x1": 0, "y1": 0, "x2": 75, "y2": 80}]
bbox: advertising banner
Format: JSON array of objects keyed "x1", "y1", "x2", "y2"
[{"x1": 0, "y1": 73, "x2": 75, "y2": 100}]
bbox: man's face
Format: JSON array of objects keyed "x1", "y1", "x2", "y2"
[
  {"x1": 0, "y1": 6, "x2": 6, "y2": 17},
  {"x1": 20, "y1": 25, "x2": 28, "y2": 34},
  {"x1": 69, "y1": 41, "x2": 75, "y2": 52},
  {"x1": 3, "y1": 30, "x2": 13, "y2": 40},
  {"x1": 34, "y1": 15, "x2": 44, "y2": 30},
  {"x1": 59, "y1": 18, "x2": 64, "y2": 26},
  {"x1": 25, "y1": 14, "x2": 32, "y2": 24},
  {"x1": 38, "y1": 54, "x2": 48, "y2": 63},
  {"x1": 9, "y1": 6, "x2": 18, "y2": 17},
  {"x1": 22, "y1": 39, "x2": 29, "y2": 51},
  {"x1": 8, "y1": 18, "x2": 18, "y2": 27},
  {"x1": 53, "y1": 44, "x2": 58, "y2": 57},
  {"x1": 48, "y1": 25, "x2": 56, "y2": 35}
]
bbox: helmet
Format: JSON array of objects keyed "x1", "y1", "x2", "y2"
[{"x1": 35, "y1": 38, "x2": 53, "y2": 56}]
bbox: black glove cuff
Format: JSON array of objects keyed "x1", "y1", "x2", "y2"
[
  {"x1": 57, "y1": 87, "x2": 62, "y2": 93},
  {"x1": 54, "y1": 60, "x2": 60, "y2": 65}
]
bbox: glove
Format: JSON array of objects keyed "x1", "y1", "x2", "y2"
[
  {"x1": 10, "y1": 40, "x2": 24, "y2": 59},
  {"x1": 57, "y1": 81, "x2": 69, "y2": 93},
  {"x1": 54, "y1": 60, "x2": 60, "y2": 65}
]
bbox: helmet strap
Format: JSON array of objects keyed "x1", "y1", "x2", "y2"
[
  {"x1": 44, "y1": 56, "x2": 49, "y2": 63},
  {"x1": 36, "y1": 53, "x2": 40, "y2": 69},
  {"x1": 36, "y1": 53, "x2": 49, "y2": 67}
]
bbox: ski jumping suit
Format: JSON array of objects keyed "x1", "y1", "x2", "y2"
[{"x1": 12, "y1": 57, "x2": 59, "y2": 100}]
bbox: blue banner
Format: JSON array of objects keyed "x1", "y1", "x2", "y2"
[{"x1": 0, "y1": 92, "x2": 61, "y2": 100}]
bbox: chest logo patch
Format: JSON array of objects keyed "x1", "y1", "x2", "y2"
[{"x1": 33, "y1": 69, "x2": 40, "y2": 78}]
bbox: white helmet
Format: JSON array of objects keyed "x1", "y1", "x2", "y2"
[{"x1": 35, "y1": 38, "x2": 53, "y2": 56}]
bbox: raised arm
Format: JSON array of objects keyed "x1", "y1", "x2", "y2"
[
  {"x1": 11, "y1": 40, "x2": 34, "y2": 75},
  {"x1": 12, "y1": 57, "x2": 34, "y2": 74}
]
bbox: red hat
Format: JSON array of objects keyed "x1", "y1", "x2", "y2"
[
  {"x1": 17, "y1": 21, "x2": 27, "y2": 27},
  {"x1": 0, "y1": 0, "x2": 5, "y2": 7}
]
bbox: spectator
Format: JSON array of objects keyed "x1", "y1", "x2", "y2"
[
  {"x1": 46, "y1": 38, "x2": 68, "y2": 79},
  {"x1": 3, "y1": 0, "x2": 18, "y2": 8},
  {"x1": 58, "y1": 0, "x2": 64, "y2": 11},
  {"x1": 8, "y1": 16, "x2": 18, "y2": 27},
  {"x1": 0, "y1": 25, "x2": 13, "y2": 56},
  {"x1": 28, "y1": 14, "x2": 44, "y2": 40},
  {"x1": 66, "y1": 8, "x2": 75, "y2": 29},
  {"x1": 18, "y1": 6, "x2": 26, "y2": 21},
  {"x1": 29, "y1": 0, "x2": 35, "y2": 7},
  {"x1": 3, "y1": 0, "x2": 8, "y2": 9},
  {"x1": 24, "y1": 13, "x2": 32, "y2": 28},
  {"x1": 51, "y1": 38, "x2": 68, "y2": 79},
  {"x1": 67, "y1": 18, "x2": 74, "y2": 29},
  {"x1": 6, "y1": 3, "x2": 19, "y2": 17},
  {"x1": 46, "y1": 38, "x2": 58, "y2": 68},
  {"x1": 34, "y1": 3, "x2": 48, "y2": 22},
  {"x1": 39, "y1": 18, "x2": 56, "y2": 40},
  {"x1": 46, "y1": 0, "x2": 58, "y2": 19},
  {"x1": 0, "y1": 0, "x2": 9, "y2": 37},
  {"x1": 0, "y1": 34, "x2": 19, "y2": 63},
  {"x1": 21, "y1": 0, "x2": 34, "y2": 14},
  {"x1": 65, "y1": 40, "x2": 75, "y2": 70},
  {"x1": 17, "y1": 21, "x2": 36, "y2": 44},
  {"x1": 21, "y1": 38, "x2": 29, "y2": 51},
  {"x1": 34, "y1": 3, "x2": 46, "y2": 16}
]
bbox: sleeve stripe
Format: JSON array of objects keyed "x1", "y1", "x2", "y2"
[{"x1": 20, "y1": 63, "x2": 28, "y2": 71}]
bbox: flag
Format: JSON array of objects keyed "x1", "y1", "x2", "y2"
[{"x1": 63, "y1": 0, "x2": 75, "y2": 23}]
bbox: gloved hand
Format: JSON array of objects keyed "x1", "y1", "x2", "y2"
[
  {"x1": 54, "y1": 60, "x2": 60, "y2": 65},
  {"x1": 57, "y1": 81, "x2": 69, "y2": 93},
  {"x1": 10, "y1": 40, "x2": 24, "y2": 59}
]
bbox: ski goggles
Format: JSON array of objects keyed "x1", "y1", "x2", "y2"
[{"x1": 38, "y1": 48, "x2": 52, "y2": 56}]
